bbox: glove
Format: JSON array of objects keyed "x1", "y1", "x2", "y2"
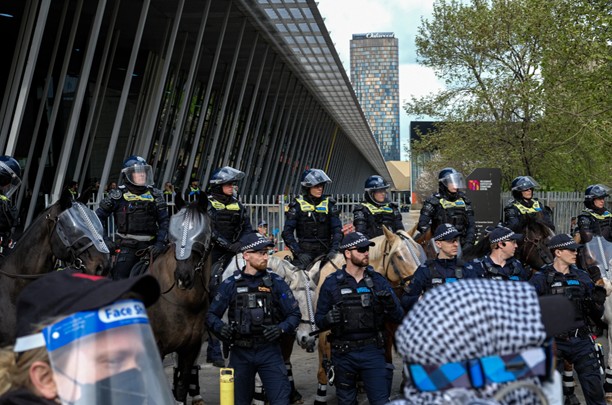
[
  {"x1": 295, "y1": 253, "x2": 311, "y2": 269},
  {"x1": 263, "y1": 325, "x2": 282, "y2": 342},
  {"x1": 462, "y1": 243, "x2": 474, "y2": 253},
  {"x1": 592, "y1": 286, "x2": 607, "y2": 306},
  {"x1": 376, "y1": 290, "x2": 396, "y2": 311},
  {"x1": 104, "y1": 238, "x2": 117, "y2": 253},
  {"x1": 587, "y1": 266, "x2": 603, "y2": 283},
  {"x1": 324, "y1": 306, "x2": 342, "y2": 327},
  {"x1": 149, "y1": 241, "x2": 166, "y2": 257},
  {"x1": 326, "y1": 250, "x2": 338, "y2": 261},
  {"x1": 219, "y1": 323, "x2": 234, "y2": 342},
  {"x1": 228, "y1": 241, "x2": 242, "y2": 254}
]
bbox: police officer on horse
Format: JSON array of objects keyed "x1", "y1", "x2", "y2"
[
  {"x1": 315, "y1": 232, "x2": 403, "y2": 405},
  {"x1": 96, "y1": 156, "x2": 169, "y2": 280},
  {"x1": 0, "y1": 156, "x2": 21, "y2": 252},
  {"x1": 417, "y1": 168, "x2": 476, "y2": 252},
  {"x1": 503, "y1": 175, "x2": 555, "y2": 233},
  {"x1": 576, "y1": 184, "x2": 611, "y2": 243},
  {"x1": 353, "y1": 175, "x2": 404, "y2": 239},
  {"x1": 282, "y1": 169, "x2": 342, "y2": 269},
  {"x1": 206, "y1": 233, "x2": 300, "y2": 405}
]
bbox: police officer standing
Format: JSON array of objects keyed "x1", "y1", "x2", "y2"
[
  {"x1": 0, "y1": 156, "x2": 21, "y2": 252},
  {"x1": 417, "y1": 167, "x2": 476, "y2": 252},
  {"x1": 185, "y1": 178, "x2": 201, "y2": 203},
  {"x1": 206, "y1": 233, "x2": 301, "y2": 405},
  {"x1": 529, "y1": 234, "x2": 606, "y2": 405},
  {"x1": 96, "y1": 156, "x2": 168, "y2": 280},
  {"x1": 282, "y1": 169, "x2": 342, "y2": 269},
  {"x1": 402, "y1": 224, "x2": 479, "y2": 312},
  {"x1": 315, "y1": 232, "x2": 403, "y2": 405},
  {"x1": 471, "y1": 226, "x2": 531, "y2": 281},
  {"x1": 352, "y1": 175, "x2": 404, "y2": 239},
  {"x1": 503, "y1": 175, "x2": 555, "y2": 233},
  {"x1": 576, "y1": 184, "x2": 611, "y2": 243},
  {"x1": 206, "y1": 166, "x2": 254, "y2": 367}
]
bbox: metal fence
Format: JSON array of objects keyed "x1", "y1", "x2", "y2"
[{"x1": 57, "y1": 191, "x2": 582, "y2": 250}]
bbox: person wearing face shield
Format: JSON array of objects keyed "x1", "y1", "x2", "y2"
[
  {"x1": 282, "y1": 169, "x2": 342, "y2": 270},
  {"x1": 206, "y1": 166, "x2": 254, "y2": 367},
  {"x1": 503, "y1": 176, "x2": 555, "y2": 233},
  {"x1": 352, "y1": 175, "x2": 404, "y2": 239},
  {"x1": 391, "y1": 278, "x2": 574, "y2": 405},
  {"x1": 575, "y1": 184, "x2": 611, "y2": 244},
  {"x1": 417, "y1": 168, "x2": 476, "y2": 253},
  {"x1": 0, "y1": 156, "x2": 21, "y2": 252},
  {"x1": 95, "y1": 155, "x2": 169, "y2": 280},
  {"x1": 0, "y1": 268, "x2": 174, "y2": 405}
]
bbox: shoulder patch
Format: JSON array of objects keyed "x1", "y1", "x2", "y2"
[{"x1": 110, "y1": 189, "x2": 122, "y2": 199}]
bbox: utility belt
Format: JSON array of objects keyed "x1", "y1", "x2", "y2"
[
  {"x1": 299, "y1": 240, "x2": 329, "y2": 251},
  {"x1": 116, "y1": 237, "x2": 151, "y2": 250},
  {"x1": 330, "y1": 334, "x2": 383, "y2": 353},
  {"x1": 233, "y1": 335, "x2": 270, "y2": 349},
  {"x1": 556, "y1": 326, "x2": 591, "y2": 341}
]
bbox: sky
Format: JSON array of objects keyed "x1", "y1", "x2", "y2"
[{"x1": 316, "y1": 0, "x2": 444, "y2": 161}]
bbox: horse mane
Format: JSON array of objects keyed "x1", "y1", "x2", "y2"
[{"x1": 523, "y1": 215, "x2": 555, "y2": 237}]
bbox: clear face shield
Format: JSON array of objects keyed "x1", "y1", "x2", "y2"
[
  {"x1": 120, "y1": 165, "x2": 154, "y2": 187},
  {"x1": 441, "y1": 173, "x2": 466, "y2": 192},
  {"x1": 514, "y1": 176, "x2": 540, "y2": 191},
  {"x1": 43, "y1": 299, "x2": 175, "y2": 405},
  {"x1": 0, "y1": 161, "x2": 21, "y2": 198}
]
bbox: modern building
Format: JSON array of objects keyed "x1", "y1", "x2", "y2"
[
  {"x1": 0, "y1": 0, "x2": 391, "y2": 226},
  {"x1": 350, "y1": 32, "x2": 400, "y2": 161}
]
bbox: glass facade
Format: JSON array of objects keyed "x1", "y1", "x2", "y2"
[{"x1": 350, "y1": 33, "x2": 400, "y2": 161}]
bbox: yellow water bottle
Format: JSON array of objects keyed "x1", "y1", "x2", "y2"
[{"x1": 220, "y1": 368, "x2": 234, "y2": 405}]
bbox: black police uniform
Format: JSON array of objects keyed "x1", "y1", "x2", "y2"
[
  {"x1": 401, "y1": 258, "x2": 479, "y2": 312},
  {"x1": 207, "y1": 269, "x2": 301, "y2": 405},
  {"x1": 282, "y1": 194, "x2": 342, "y2": 268},
  {"x1": 315, "y1": 266, "x2": 403, "y2": 405},
  {"x1": 471, "y1": 255, "x2": 531, "y2": 281},
  {"x1": 96, "y1": 185, "x2": 169, "y2": 279},
  {"x1": 577, "y1": 208, "x2": 612, "y2": 243},
  {"x1": 529, "y1": 265, "x2": 606, "y2": 405},
  {"x1": 417, "y1": 191, "x2": 476, "y2": 250},
  {"x1": 0, "y1": 194, "x2": 18, "y2": 250},
  {"x1": 353, "y1": 201, "x2": 404, "y2": 239},
  {"x1": 503, "y1": 197, "x2": 555, "y2": 233}
]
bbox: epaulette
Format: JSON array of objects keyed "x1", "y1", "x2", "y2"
[{"x1": 109, "y1": 189, "x2": 122, "y2": 199}]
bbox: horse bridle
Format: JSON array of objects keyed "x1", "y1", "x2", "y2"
[
  {"x1": 381, "y1": 239, "x2": 415, "y2": 290},
  {"x1": 159, "y1": 242, "x2": 211, "y2": 295},
  {"x1": 522, "y1": 234, "x2": 552, "y2": 265}
]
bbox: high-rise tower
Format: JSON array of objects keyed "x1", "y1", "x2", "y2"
[{"x1": 350, "y1": 32, "x2": 400, "y2": 161}]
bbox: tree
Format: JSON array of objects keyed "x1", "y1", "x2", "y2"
[{"x1": 406, "y1": 0, "x2": 611, "y2": 191}]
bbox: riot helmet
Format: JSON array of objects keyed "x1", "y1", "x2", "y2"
[
  {"x1": 208, "y1": 166, "x2": 244, "y2": 195},
  {"x1": 584, "y1": 184, "x2": 609, "y2": 210},
  {"x1": 364, "y1": 175, "x2": 390, "y2": 205},
  {"x1": 438, "y1": 167, "x2": 466, "y2": 198},
  {"x1": 300, "y1": 169, "x2": 331, "y2": 188},
  {"x1": 120, "y1": 156, "x2": 153, "y2": 188},
  {"x1": 511, "y1": 176, "x2": 539, "y2": 200},
  {"x1": 0, "y1": 156, "x2": 21, "y2": 197}
]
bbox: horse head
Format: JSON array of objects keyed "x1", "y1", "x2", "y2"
[
  {"x1": 49, "y1": 190, "x2": 110, "y2": 275},
  {"x1": 381, "y1": 226, "x2": 425, "y2": 289},
  {"x1": 518, "y1": 216, "x2": 555, "y2": 270},
  {"x1": 168, "y1": 194, "x2": 211, "y2": 290}
]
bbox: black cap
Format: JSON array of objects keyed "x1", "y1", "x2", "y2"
[
  {"x1": 339, "y1": 232, "x2": 375, "y2": 251},
  {"x1": 240, "y1": 232, "x2": 274, "y2": 252},
  {"x1": 489, "y1": 226, "x2": 523, "y2": 244},
  {"x1": 257, "y1": 220, "x2": 268, "y2": 227},
  {"x1": 547, "y1": 234, "x2": 581, "y2": 250},
  {"x1": 432, "y1": 224, "x2": 461, "y2": 241},
  {"x1": 16, "y1": 268, "x2": 160, "y2": 339}
]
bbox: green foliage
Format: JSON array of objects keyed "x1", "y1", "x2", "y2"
[{"x1": 407, "y1": 0, "x2": 611, "y2": 191}]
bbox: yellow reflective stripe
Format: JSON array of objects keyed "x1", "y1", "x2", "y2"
[
  {"x1": 123, "y1": 191, "x2": 154, "y2": 201},
  {"x1": 439, "y1": 198, "x2": 466, "y2": 209},
  {"x1": 296, "y1": 197, "x2": 329, "y2": 213},
  {"x1": 363, "y1": 202, "x2": 393, "y2": 214},
  {"x1": 210, "y1": 199, "x2": 240, "y2": 211},
  {"x1": 513, "y1": 200, "x2": 542, "y2": 214},
  {"x1": 585, "y1": 210, "x2": 612, "y2": 220},
  {"x1": 0, "y1": 195, "x2": 8, "y2": 201}
]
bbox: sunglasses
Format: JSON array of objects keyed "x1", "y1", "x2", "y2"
[{"x1": 350, "y1": 246, "x2": 370, "y2": 253}]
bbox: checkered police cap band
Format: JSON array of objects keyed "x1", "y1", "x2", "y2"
[
  {"x1": 548, "y1": 240, "x2": 577, "y2": 250},
  {"x1": 433, "y1": 227, "x2": 458, "y2": 241},
  {"x1": 240, "y1": 238, "x2": 273, "y2": 252},
  {"x1": 339, "y1": 234, "x2": 370, "y2": 250},
  {"x1": 490, "y1": 231, "x2": 515, "y2": 244}
]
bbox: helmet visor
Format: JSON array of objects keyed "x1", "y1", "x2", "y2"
[
  {"x1": 301, "y1": 170, "x2": 332, "y2": 188},
  {"x1": 512, "y1": 176, "x2": 540, "y2": 191},
  {"x1": 44, "y1": 299, "x2": 175, "y2": 405},
  {"x1": 440, "y1": 172, "x2": 466, "y2": 191},
  {"x1": 0, "y1": 160, "x2": 21, "y2": 197},
  {"x1": 587, "y1": 184, "x2": 610, "y2": 200},
  {"x1": 120, "y1": 165, "x2": 153, "y2": 187}
]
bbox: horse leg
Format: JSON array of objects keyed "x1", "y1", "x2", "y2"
[
  {"x1": 174, "y1": 346, "x2": 205, "y2": 405},
  {"x1": 280, "y1": 334, "x2": 303, "y2": 404},
  {"x1": 315, "y1": 332, "x2": 332, "y2": 405}
]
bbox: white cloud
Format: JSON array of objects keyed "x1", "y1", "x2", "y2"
[{"x1": 317, "y1": 0, "x2": 441, "y2": 160}]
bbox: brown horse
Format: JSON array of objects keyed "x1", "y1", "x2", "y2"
[
  {"x1": 516, "y1": 216, "x2": 554, "y2": 272},
  {"x1": 145, "y1": 194, "x2": 212, "y2": 405},
  {"x1": 0, "y1": 190, "x2": 110, "y2": 346},
  {"x1": 311, "y1": 227, "x2": 424, "y2": 404}
]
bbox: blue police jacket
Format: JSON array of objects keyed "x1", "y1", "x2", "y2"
[
  {"x1": 207, "y1": 269, "x2": 301, "y2": 336},
  {"x1": 471, "y1": 255, "x2": 531, "y2": 281}
]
